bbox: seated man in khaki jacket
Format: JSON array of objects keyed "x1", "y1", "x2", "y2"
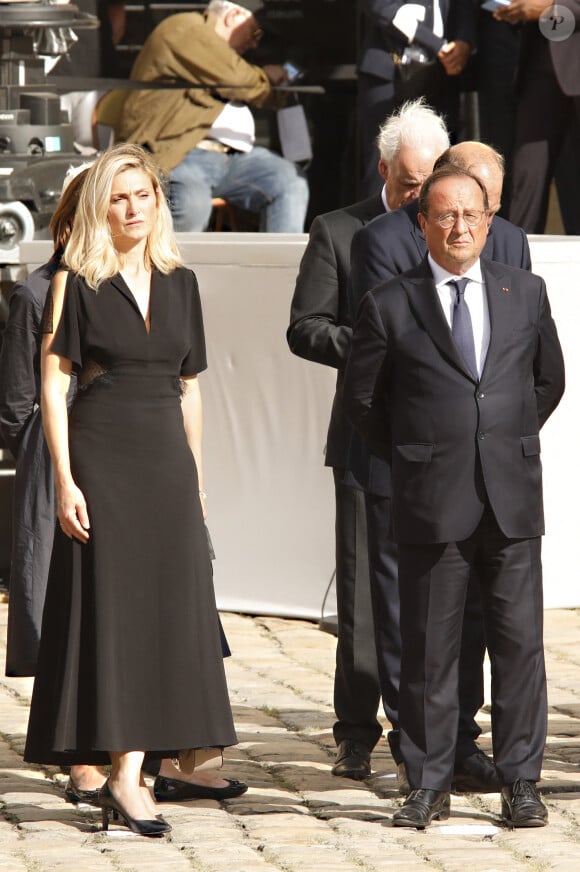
[{"x1": 117, "y1": 0, "x2": 308, "y2": 232}]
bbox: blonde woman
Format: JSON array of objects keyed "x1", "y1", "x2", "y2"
[{"x1": 24, "y1": 144, "x2": 242, "y2": 836}]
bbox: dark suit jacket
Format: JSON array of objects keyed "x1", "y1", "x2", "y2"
[
  {"x1": 343, "y1": 257, "x2": 565, "y2": 544},
  {"x1": 358, "y1": 0, "x2": 475, "y2": 83},
  {"x1": 346, "y1": 200, "x2": 533, "y2": 497},
  {"x1": 287, "y1": 194, "x2": 385, "y2": 468}
]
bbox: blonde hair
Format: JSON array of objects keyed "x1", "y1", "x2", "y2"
[{"x1": 63, "y1": 143, "x2": 182, "y2": 289}]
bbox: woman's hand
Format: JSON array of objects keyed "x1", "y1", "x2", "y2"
[{"x1": 57, "y1": 481, "x2": 90, "y2": 542}]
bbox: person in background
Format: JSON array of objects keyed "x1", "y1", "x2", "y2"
[
  {"x1": 116, "y1": 0, "x2": 308, "y2": 232},
  {"x1": 493, "y1": 0, "x2": 580, "y2": 232},
  {"x1": 356, "y1": 0, "x2": 474, "y2": 197},
  {"x1": 288, "y1": 99, "x2": 449, "y2": 788}
]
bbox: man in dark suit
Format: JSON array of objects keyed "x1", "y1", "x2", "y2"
[
  {"x1": 347, "y1": 141, "x2": 531, "y2": 795},
  {"x1": 357, "y1": 1, "x2": 474, "y2": 196},
  {"x1": 287, "y1": 99, "x2": 450, "y2": 783},
  {"x1": 493, "y1": 0, "x2": 580, "y2": 232},
  {"x1": 344, "y1": 166, "x2": 565, "y2": 828}
]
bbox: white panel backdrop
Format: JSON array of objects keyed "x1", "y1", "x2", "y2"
[{"x1": 19, "y1": 233, "x2": 580, "y2": 615}]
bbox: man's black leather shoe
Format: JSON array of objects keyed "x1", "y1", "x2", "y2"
[
  {"x1": 451, "y1": 748, "x2": 501, "y2": 793},
  {"x1": 501, "y1": 779, "x2": 548, "y2": 827},
  {"x1": 392, "y1": 789, "x2": 450, "y2": 828},
  {"x1": 397, "y1": 761, "x2": 410, "y2": 796},
  {"x1": 331, "y1": 740, "x2": 371, "y2": 780}
]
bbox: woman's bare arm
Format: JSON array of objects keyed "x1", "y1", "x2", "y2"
[{"x1": 41, "y1": 270, "x2": 90, "y2": 541}]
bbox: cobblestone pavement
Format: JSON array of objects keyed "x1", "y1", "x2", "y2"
[{"x1": 1, "y1": 602, "x2": 580, "y2": 871}]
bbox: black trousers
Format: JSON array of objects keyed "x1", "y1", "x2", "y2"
[
  {"x1": 365, "y1": 493, "x2": 401, "y2": 762},
  {"x1": 365, "y1": 494, "x2": 486, "y2": 766},
  {"x1": 509, "y1": 34, "x2": 580, "y2": 233},
  {"x1": 398, "y1": 506, "x2": 546, "y2": 791},
  {"x1": 332, "y1": 469, "x2": 383, "y2": 750}
]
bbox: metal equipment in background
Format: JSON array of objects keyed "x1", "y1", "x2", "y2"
[{"x1": 0, "y1": 1, "x2": 98, "y2": 270}]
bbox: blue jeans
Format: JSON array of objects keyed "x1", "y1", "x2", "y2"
[{"x1": 169, "y1": 146, "x2": 309, "y2": 232}]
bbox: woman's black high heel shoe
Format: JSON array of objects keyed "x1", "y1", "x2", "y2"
[{"x1": 99, "y1": 781, "x2": 171, "y2": 837}]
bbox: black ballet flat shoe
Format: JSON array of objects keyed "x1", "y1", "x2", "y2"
[
  {"x1": 153, "y1": 775, "x2": 248, "y2": 803},
  {"x1": 64, "y1": 777, "x2": 103, "y2": 807},
  {"x1": 99, "y1": 781, "x2": 171, "y2": 837}
]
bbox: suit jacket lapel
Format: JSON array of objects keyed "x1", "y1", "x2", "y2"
[
  {"x1": 403, "y1": 259, "x2": 476, "y2": 381},
  {"x1": 408, "y1": 201, "x2": 428, "y2": 260},
  {"x1": 479, "y1": 259, "x2": 513, "y2": 383}
]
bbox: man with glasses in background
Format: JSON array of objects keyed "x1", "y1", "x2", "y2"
[{"x1": 117, "y1": 0, "x2": 308, "y2": 232}]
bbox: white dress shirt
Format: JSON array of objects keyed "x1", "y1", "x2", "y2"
[
  {"x1": 392, "y1": 2, "x2": 444, "y2": 42},
  {"x1": 428, "y1": 255, "x2": 490, "y2": 377},
  {"x1": 381, "y1": 185, "x2": 393, "y2": 212}
]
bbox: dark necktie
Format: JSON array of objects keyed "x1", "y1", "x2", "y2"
[{"x1": 448, "y1": 278, "x2": 478, "y2": 378}]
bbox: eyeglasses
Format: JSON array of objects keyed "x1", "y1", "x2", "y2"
[{"x1": 431, "y1": 210, "x2": 487, "y2": 229}]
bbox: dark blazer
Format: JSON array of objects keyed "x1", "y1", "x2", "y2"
[
  {"x1": 358, "y1": 0, "x2": 476, "y2": 83},
  {"x1": 343, "y1": 257, "x2": 565, "y2": 544},
  {"x1": 346, "y1": 200, "x2": 532, "y2": 497},
  {"x1": 287, "y1": 194, "x2": 385, "y2": 468}
]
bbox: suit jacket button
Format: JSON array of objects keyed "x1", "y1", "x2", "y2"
[
  {"x1": 478, "y1": 392, "x2": 485, "y2": 399},
  {"x1": 478, "y1": 432, "x2": 486, "y2": 440}
]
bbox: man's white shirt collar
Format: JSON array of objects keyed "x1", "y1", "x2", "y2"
[
  {"x1": 428, "y1": 255, "x2": 483, "y2": 290},
  {"x1": 381, "y1": 185, "x2": 392, "y2": 213}
]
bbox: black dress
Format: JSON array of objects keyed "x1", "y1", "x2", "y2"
[{"x1": 24, "y1": 268, "x2": 237, "y2": 765}]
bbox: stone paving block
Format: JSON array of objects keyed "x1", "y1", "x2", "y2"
[
  {"x1": 2, "y1": 606, "x2": 580, "y2": 871},
  {"x1": 549, "y1": 863, "x2": 580, "y2": 872},
  {"x1": 183, "y1": 860, "x2": 277, "y2": 872},
  {"x1": 0, "y1": 860, "x2": 28, "y2": 872},
  {"x1": 261, "y1": 841, "x2": 362, "y2": 868},
  {"x1": 241, "y1": 810, "x2": 329, "y2": 834}
]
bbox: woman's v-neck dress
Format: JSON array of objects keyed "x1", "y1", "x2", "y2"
[{"x1": 24, "y1": 268, "x2": 237, "y2": 764}]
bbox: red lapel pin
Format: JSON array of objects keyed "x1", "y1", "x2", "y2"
[{"x1": 502, "y1": 287, "x2": 509, "y2": 293}]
